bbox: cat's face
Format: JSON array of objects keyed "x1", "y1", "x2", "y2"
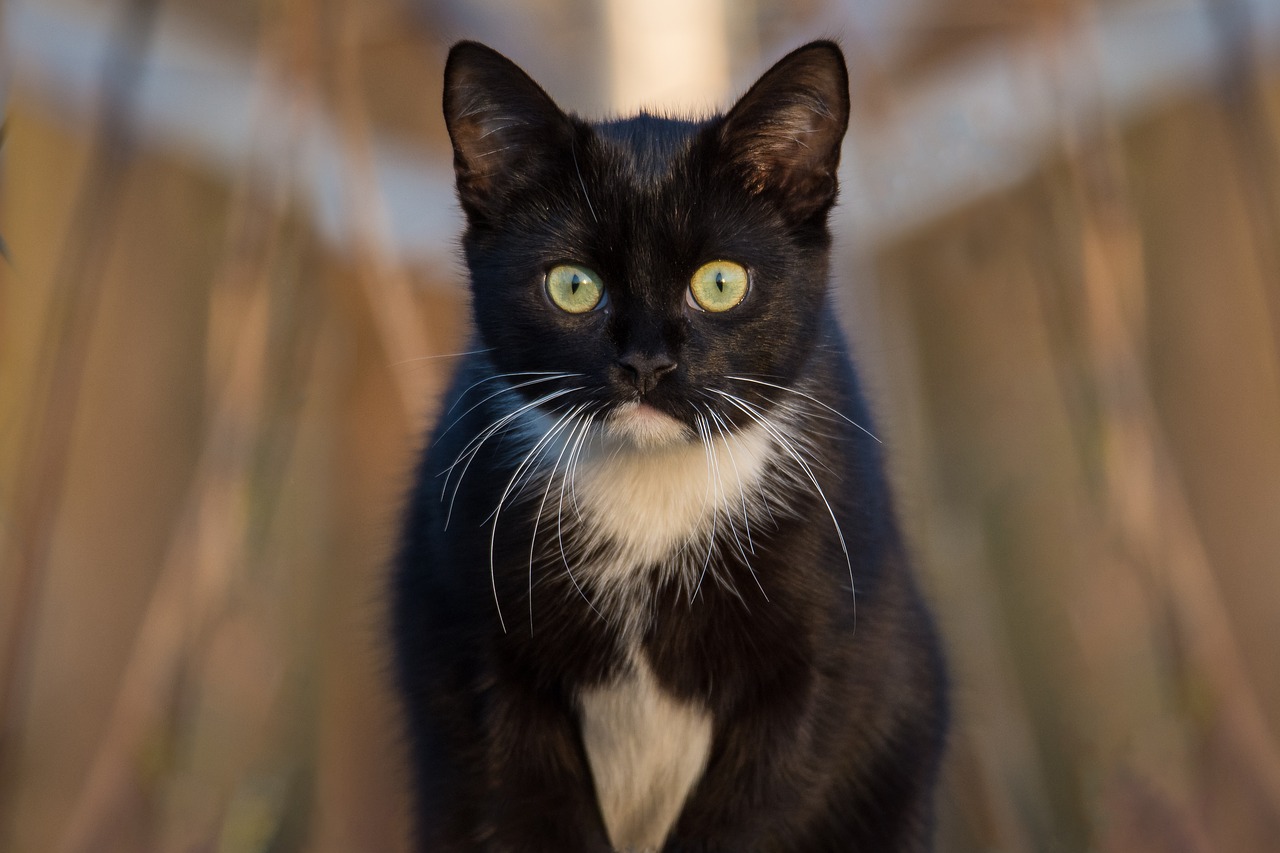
[{"x1": 443, "y1": 42, "x2": 850, "y2": 447}]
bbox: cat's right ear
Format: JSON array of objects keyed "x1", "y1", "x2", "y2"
[
  {"x1": 716, "y1": 41, "x2": 850, "y2": 225},
  {"x1": 443, "y1": 42, "x2": 572, "y2": 219}
]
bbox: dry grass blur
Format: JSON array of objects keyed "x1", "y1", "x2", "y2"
[{"x1": 3, "y1": 0, "x2": 1279, "y2": 851}]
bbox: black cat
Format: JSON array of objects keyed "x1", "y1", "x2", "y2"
[{"x1": 391, "y1": 40, "x2": 947, "y2": 852}]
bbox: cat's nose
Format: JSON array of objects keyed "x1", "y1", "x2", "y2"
[{"x1": 617, "y1": 353, "x2": 677, "y2": 395}]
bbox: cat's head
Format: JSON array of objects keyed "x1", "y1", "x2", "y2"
[{"x1": 443, "y1": 40, "x2": 849, "y2": 448}]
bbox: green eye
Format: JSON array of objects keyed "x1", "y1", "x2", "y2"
[
  {"x1": 689, "y1": 260, "x2": 748, "y2": 312},
  {"x1": 546, "y1": 264, "x2": 604, "y2": 314}
]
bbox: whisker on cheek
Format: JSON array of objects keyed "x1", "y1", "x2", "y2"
[{"x1": 706, "y1": 387, "x2": 856, "y2": 625}]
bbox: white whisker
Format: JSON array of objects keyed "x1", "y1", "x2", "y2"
[
  {"x1": 700, "y1": 405, "x2": 752, "y2": 562},
  {"x1": 557, "y1": 411, "x2": 605, "y2": 620},
  {"x1": 441, "y1": 386, "x2": 580, "y2": 528},
  {"x1": 487, "y1": 399, "x2": 585, "y2": 633},
  {"x1": 698, "y1": 408, "x2": 746, "y2": 606},
  {"x1": 389, "y1": 346, "x2": 494, "y2": 367},
  {"x1": 439, "y1": 372, "x2": 581, "y2": 439},
  {"x1": 690, "y1": 412, "x2": 717, "y2": 602},
  {"x1": 726, "y1": 375, "x2": 880, "y2": 443},
  {"x1": 567, "y1": 410, "x2": 596, "y2": 519},
  {"x1": 527, "y1": 404, "x2": 591, "y2": 632},
  {"x1": 709, "y1": 388, "x2": 856, "y2": 619},
  {"x1": 572, "y1": 141, "x2": 599, "y2": 224},
  {"x1": 705, "y1": 405, "x2": 767, "y2": 602}
]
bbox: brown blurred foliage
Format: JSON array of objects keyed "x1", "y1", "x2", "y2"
[{"x1": 2, "y1": 0, "x2": 1279, "y2": 851}]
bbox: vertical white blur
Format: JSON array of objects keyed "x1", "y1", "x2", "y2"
[{"x1": 602, "y1": 0, "x2": 732, "y2": 115}]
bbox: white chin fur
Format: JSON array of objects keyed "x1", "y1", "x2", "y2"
[
  {"x1": 572, "y1": 412, "x2": 779, "y2": 589},
  {"x1": 604, "y1": 401, "x2": 692, "y2": 448}
]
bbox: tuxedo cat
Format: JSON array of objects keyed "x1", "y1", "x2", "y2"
[{"x1": 391, "y1": 40, "x2": 947, "y2": 852}]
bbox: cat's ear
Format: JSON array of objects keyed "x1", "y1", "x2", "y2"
[
  {"x1": 443, "y1": 42, "x2": 572, "y2": 217},
  {"x1": 717, "y1": 41, "x2": 850, "y2": 224}
]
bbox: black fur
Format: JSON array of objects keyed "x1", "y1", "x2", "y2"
[{"x1": 392, "y1": 40, "x2": 947, "y2": 852}]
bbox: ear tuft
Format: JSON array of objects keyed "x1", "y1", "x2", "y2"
[
  {"x1": 718, "y1": 41, "x2": 850, "y2": 224},
  {"x1": 443, "y1": 42, "x2": 571, "y2": 216}
]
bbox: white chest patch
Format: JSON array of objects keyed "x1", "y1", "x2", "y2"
[
  {"x1": 579, "y1": 652, "x2": 713, "y2": 852},
  {"x1": 569, "y1": 418, "x2": 777, "y2": 587}
]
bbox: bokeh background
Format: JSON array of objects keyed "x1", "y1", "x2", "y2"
[{"x1": 4, "y1": 0, "x2": 1280, "y2": 850}]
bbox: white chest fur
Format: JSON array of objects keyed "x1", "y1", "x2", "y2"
[
  {"x1": 524, "y1": 414, "x2": 779, "y2": 847},
  {"x1": 567, "y1": 423, "x2": 776, "y2": 849},
  {"x1": 579, "y1": 652, "x2": 713, "y2": 852},
  {"x1": 568, "y1": 418, "x2": 778, "y2": 588}
]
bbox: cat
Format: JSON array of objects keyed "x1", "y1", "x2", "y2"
[{"x1": 391, "y1": 39, "x2": 948, "y2": 853}]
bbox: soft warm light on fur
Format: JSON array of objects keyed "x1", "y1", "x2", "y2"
[{"x1": 604, "y1": 401, "x2": 693, "y2": 448}]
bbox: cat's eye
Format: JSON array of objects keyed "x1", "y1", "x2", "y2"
[
  {"x1": 546, "y1": 264, "x2": 605, "y2": 314},
  {"x1": 688, "y1": 261, "x2": 749, "y2": 312}
]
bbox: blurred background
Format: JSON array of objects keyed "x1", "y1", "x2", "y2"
[{"x1": 3, "y1": 0, "x2": 1280, "y2": 850}]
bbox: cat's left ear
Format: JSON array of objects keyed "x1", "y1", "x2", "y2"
[
  {"x1": 717, "y1": 41, "x2": 850, "y2": 224},
  {"x1": 443, "y1": 42, "x2": 573, "y2": 218}
]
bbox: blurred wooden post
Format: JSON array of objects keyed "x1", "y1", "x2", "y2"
[
  {"x1": 602, "y1": 0, "x2": 732, "y2": 114},
  {"x1": 0, "y1": 0, "x2": 159, "y2": 841}
]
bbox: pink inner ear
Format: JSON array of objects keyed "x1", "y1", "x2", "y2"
[
  {"x1": 447, "y1": 80, "x2": 542, "y2": 185},
  {"x1": 725, "y1": 101, "x2": 844, "y2": 216},
  {"x1": 752, "y1": 94, "x2": 841, "y2": 172},
  {"x1": 443, "y1": 42, "x2": 572, "y2": 204},
  {"x1": 716, "y1": 43, "x2": 849, "y2": 218}
]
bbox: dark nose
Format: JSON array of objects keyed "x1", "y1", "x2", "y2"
[{"x1": 617, "y1": 353, "x2": 677, "y2": 395}]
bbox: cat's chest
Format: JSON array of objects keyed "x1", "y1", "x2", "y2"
[
  {"x1": 540, "y1": 424, "x2": 784, "y2": 848},
  {"x1": 565, "y1": 420, "x2": 777, "y2": 584},
  {"x1": 578, "y1": 650, "x2": 713, "y2": 852}
]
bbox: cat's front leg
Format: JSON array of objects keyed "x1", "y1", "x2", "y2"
[
  {"x1": 661, "y1": 705, "x2": 939, "y2": 853},
  {"x1": 475, "y1": 679, "x2": 614, "y2": 853},
  {"x1": 660, "y1": 691, "x2": 942, "y2": 850},
  {"x1": 652, "y1": 694, "x2": 815, "y2": 853}
]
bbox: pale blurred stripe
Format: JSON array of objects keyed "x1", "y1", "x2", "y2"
[
  {"x1": 602, "y1": 0, "x2": 731, "y2": 114},
  {"x1": 9, "y1": 0, "x2": 1280, "y2": 262}
]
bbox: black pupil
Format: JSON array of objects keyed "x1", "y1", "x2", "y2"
[
  {"x1": 570, "y1": 274, "x2": 581, "y2": 294},
  {"x1": 715, "y1": 271, "x2": 725, "y2": 292}
]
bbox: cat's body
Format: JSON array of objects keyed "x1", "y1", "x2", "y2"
[{"x1": 392, "y1": 41, "x2": 947, "y2": 852}]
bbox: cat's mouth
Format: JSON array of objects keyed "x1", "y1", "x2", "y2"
[{"x1": 604, "y1": 400, "x2": 692, "y2": 449}]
